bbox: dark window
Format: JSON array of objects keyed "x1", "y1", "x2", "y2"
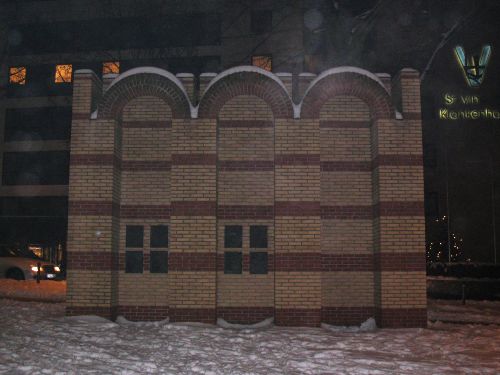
[
  {"x1": 424, "y1": 144, "x2": 437, "y2": 168},
  {"x1": 4, "y1": 107, "x2": 72, "y2": 141},
  {"x1": 250, "y1": 225, "x2": 268, "y2": 248},
  {"x1": 150, "y1": 225, "x2": 168, "y2": 248},
  {"x1": 251, "y1": 10, "x2": 272, "y2": 34},
  {"x1": 126, "y1": 226, "x2": 143, "y2": 248},
  {"x1": 250, "y1": 252, "x2": 268, "y2": 274},
  {"x1": 2, "y1": 151, "x2": 69, "y2": 185},
  {"x1": 224, "y1": 225, "x2": 242, "y2": 248},
  {"x1": 150, "y1": 251, "x2": 168, "y2": 273},
  {"x1": 125, "y1": 251, "x2": 143, "y2": 273},
  {"x1": 224, "y1": 252, "x2": 242, "y2": 274}
]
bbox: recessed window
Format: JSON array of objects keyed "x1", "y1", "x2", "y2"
[
  {"x1": 250, "y1": 225, "x2": 268, "y2": 248},
  {"x1": 150, "y1": 251, "x2": 168, "y2": 273},
  {"x1": 251, "y1": 10, "x2": 272, "y2": 34},
  {"x1": 9, "y1": 67, "x2": 26, "y2": 85},
  {"x1": 150, "y1": 225, "x2": 168, "y2": 248},
  {"x1": 125, "y1": 251, "x2": 143, "y2": 273},
  {"x1": 224, "y1": 225, "x2": 242, "y2": 248},
  {"x1": 126, "y1": 225, "x2": 143, "y2": 248},
  {"x1": 224, "y1": 252, "x2": 242, "y2": 274},
  {"x1": 250, "y1": 252, "x2": 268, "y2": 274},
  {"x1": 54, "y1": 64, "x2": 72, "y2": 83},
  {"x1": 252, "y1": 55, "x2": 272, "y2": 72},
  {"x1": 102, "y1": 61, "x2": 120, "y2": 75}
]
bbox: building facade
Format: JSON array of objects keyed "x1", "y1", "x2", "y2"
[{"x1": 66, "y1": 65, "x2": 426, "y2": 327}]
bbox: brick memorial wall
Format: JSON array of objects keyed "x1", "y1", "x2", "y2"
[{"x1": 66, "y1": 66, "x2": 426, "y2": 328}]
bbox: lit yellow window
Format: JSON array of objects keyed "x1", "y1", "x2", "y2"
[
  {"x1": 103, "y1": 61, "x2": 120, "y2": 75},
  {"x1": 54, "y1": 64, "x2": 73, "y2": 83},
  {"x1": 252, "y1": 55, "x2": 272, "y2": 72},
  {"x1": 9, "y1": 66, "x2": 26, "y2": 85}
]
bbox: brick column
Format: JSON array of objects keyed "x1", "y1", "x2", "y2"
[
  {"x1": 274, "y1": 118, "x2": 321, "y2": 326},
  {"x1": 66, "y1": 70, "x2": 120, "y2": 319},
  {"x1": 168, "y1": 118, "x2": 217, "y2": 323},
  {"x1": 372, "y1": 68, "x2": 427, "y2": 327}
]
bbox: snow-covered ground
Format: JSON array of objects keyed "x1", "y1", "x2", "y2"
[
  {"x1": 0, "y1": 280, "x2": 66, "y2": 302},
  {"x1": 1, "y1": 298, "x2": 500, "y2": 374}
]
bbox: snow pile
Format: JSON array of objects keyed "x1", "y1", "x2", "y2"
[
  {"x1": 0, "y1": 279, "x2": 66, "y2": 302},
  {"x1": 217, "y1": 317, "x2": 274, "y2": 329},
  {"x1": 322, "y1": 317, "x2": 377, "y2": 333},
  {"x1": 1, "y1": 299, "x2": 500, "y2": 374},
  {"x1": 116, "y1": 315, "x2": 170, "y2": 326}
]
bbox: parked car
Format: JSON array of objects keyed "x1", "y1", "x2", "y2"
[{"x1": 0, "y1": 245, "x2": 62, "y2": 280}]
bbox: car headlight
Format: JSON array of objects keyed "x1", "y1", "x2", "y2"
[
  {"x1": 54, "y1": 266, "x2": 61, "y2": 272},
  {"x1": 31, "y1": 265, "x2": 41, "y2": 272}
]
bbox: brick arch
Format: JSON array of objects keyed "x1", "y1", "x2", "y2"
[
  {"x1": 99, "y1": 68, "x2": 191, "y2": 120},
  {"x1": 300, "y1": 70, "x2": 394, "y2": 120},
  {"x1": 198, "y1": 67, "x2": 294, "y2": 119}
]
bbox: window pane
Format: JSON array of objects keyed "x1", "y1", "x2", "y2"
[
  {"x1": 150, "y1": 225, "x2": 168, "y2": 248},
  {"x1": 4, "y1": 107, "x2": 71, "y2": 141},
  {"x1": 126, "y1": 225, "x2": 143, "y2": 248},
  {"x1": 9, "y1": 67, "x2": 26, "y2": 85},
  {"x1": 224, "y1": 225, "x2": 242, "y2": 248},
  {"x1": 2, "y1": 151, "x2": 69, "y2": 185},
  {"x1": 125, "y1": 251, "x2": 143, "y2": 273},
  {"x1": 251, "y1": 55, "x2": 272, "y2": 71},
  {"x1": 251, "y1": 10, "x2": 272, "y2": 34},
  {"x1": 224, "y1": 252, "x2": 242, "y2": 274},
  {"x1": 150, "y1": 251, "x2": 168, "y2": 273},
  {"x1": 250, "y1": 252, "x2": 268, "y2": 274},
  {"x1": 250, "y1": 225, "x2": 268, "y2": 248},
  {"x1": 103, "y1": 61, "x2": 120, "y2": 75},
  {"x1": 54, "y1": 64, "x2": 72, "y2": 83}
]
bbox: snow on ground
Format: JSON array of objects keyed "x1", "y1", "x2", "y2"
[
  {"x1": 1, "y1": 299, "x2": 500, "y2": 374},
  {"x1": 428, "y1": 299, "x2": 500, "y2": 325},
  {"x1": 0, "y1": 280, "x2": 66, "y2": 302}
]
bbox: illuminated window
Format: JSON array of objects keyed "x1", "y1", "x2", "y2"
[
  {"x1": 102, "y1": 61, "x2": 120, "y2": 75},
  {"x1": 9, "y1": 67, "x2": 26, "y2": 85},
  {"x1": 54, "y1": 64, "x2": 72, "y2": 83},
  {"x1": 252, "y1": 55, "x2": 272, "y2": 71}
]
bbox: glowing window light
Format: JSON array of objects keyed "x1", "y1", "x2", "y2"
[
  {"x1": 55, "y1": 64, "x2": 73, "y2": 83},
  {"x1": 252, "y1": 55, "x2": 272, "y2": 72},
  {"x1": 9, "y1": 66, "x2": 26, "y2": 85},
  {"x1": 103, "y1": 61, "x2": 120, "y2": 75}
]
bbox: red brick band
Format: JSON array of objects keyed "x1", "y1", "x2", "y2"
[
  {"x1": 122, "y1": 120, "x2": 172, "y2": 128},
  {"x1": 374, "y1": 201, "x2": 424, "y2": 217},
  {"x1": 120, "y1": 205, "x2": 171, "y2": 219},
  {"x1": 319, "y1": 120, "x2": 370, "y2": 128},
  {"x1": 66, "y1": 306, "x2": 116, "y2": 320},
  {"x1": 117, "y1": 306, "x2": 169, "y2": 321},
  {"x1": 275, "y1": 154, "x2": 320, "y2": 166},
  {"x1": 67, "y1": 251, "x2": 118, "y2": 271},
  {"x1": 68, "y1": 201, "x2": 119, "y2": 216},
  {"x1": 169, "y1": 308, "x2": 216, "y2": 324},
  {"x1": 172, "y1": 154, "x2": 217, "y2": 165},
  {"x1": 275, "y1": 308, "x2": 321, "y2": 327},
  {"x1": 373, "y1": 154, "x2": 423, "y2": 167},
  {"x1": 217, "y1": 205, "x2": 274, "y2": 220},
  {"x1": 217, "y1": 307, "x2": 275, "y2": 324},
  {"x1": 321, "y1": 307, "x2": 375, "y2": 326},
  {"x1": 218, "y1": 120, "x2": 273, "y2": 128},
  {"x1": 121, "y1": 160, "x2": 171, "y2": 171},
  {"x1": 275, "y1": 202, "x2": 320, "y2": 216},
  {"x1": 275, "y1": 253, "x2": 322, "y2": 272},
  {"x1": 321, "y1": 161, "x2": 372, "y2": 172},
  {"x1": 402, "y1": 112, "x2": 422, "y2": 120},
  {"x1": 322, "y1": 254, "x2": 374, "y2": 272},
  {"x1": 218, "y1": 160, "x2": 274, "y2": 171},
  {"x1": 170, "y1": 252, "x2": 216, "y2": 271},
  {"x1": 171, "y1": 201, "x2": 216, "y2": 216},
  {"x1": 377, "y1": 308, "x2": 427, "y2": 328},
  {"x1": 72, "y1": 112, "x2": 90, "y2": 120},
  {"x1": 70, "y1": 154, "x2": 116, "y2": 166},
  {"x1": 321, "y1": 205, "x2": 373, "y2": 220},
  {"x1": 217, "y1": 254, "x2": 275, "y2": 272},
  {"x1": 375, "y1": 252, "x2": 425, "y2": 272}
]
